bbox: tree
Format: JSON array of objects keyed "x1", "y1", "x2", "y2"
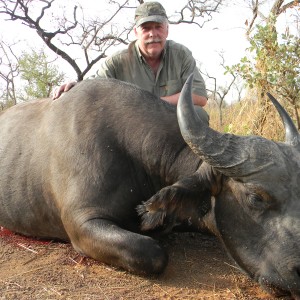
[
  {"x1": 202, "y1": 52, "x2": 239, "y2": 126},
  {"x1": 0, "y1": 45, "x2": 64, "y2": 105},
  {"x1": 19, "y1": 48, "x2": 65, "y2": 100},
  {"x1": 0, "y1": 41, "x2": 20, "y2": 108},
  {"x1": 0, "y1": 0, "x2": 224, "y2": 83},
  {"x1": 231, "y1": 0, "x2": 300, "y2": 132}
]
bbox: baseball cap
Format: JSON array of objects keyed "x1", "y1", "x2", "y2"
[{"x1": 135, "y1": 2, "x2": 168, "y2": 27}]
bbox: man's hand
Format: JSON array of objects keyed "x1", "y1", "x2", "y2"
[{"x1": 52, "y1": 81, "x2": 77, "y2": 100}]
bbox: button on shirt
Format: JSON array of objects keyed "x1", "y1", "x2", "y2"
[{"x1": 96, "y1": 40, "x2": 207, "y2": 99}]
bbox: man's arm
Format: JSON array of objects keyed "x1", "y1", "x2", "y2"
[{"x1": 161, "y1": 93, "x2": 207, "y2": 107}]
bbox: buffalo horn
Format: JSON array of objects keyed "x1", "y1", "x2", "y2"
[
  {"x1": 267, "y1": 93, "x2": 300, "y2": 147},
  {"x1": 176, "y1": 74, "x2": 286, "y2": 178}
]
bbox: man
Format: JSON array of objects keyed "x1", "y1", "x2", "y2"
[{"x1": 53, "y1": 2, "x2": 209, "y2": 123}]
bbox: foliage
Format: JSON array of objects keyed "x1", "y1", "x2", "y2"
[
  {"x1": 18, "y1": 49, "x2": 65, "y2": 100},
  {"x1": 230, "y1": 16, "x2": 300, "y2": 129},
  {"x1": 235, "y1": 21, "x2": 300, "y2": 92}
]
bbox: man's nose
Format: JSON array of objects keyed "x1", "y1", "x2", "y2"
[{"x1": 148, "y1": 29, "x2": 157, "y2": 37}]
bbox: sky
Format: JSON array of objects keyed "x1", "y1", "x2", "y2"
[{"x1": 0, "y1": 0, "x2": 295, "y2": 103}]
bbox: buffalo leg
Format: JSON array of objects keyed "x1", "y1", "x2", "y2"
[
  {"x1": 138, "y1": 172, "x2": 212, "y2": 231},
  {"x1": 66, "y1": 218, "x2": 168, "y2": 275}
]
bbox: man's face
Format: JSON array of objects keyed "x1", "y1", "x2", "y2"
[{"x1": 134, "y1": 21, "x2": 169, "y2": 59}]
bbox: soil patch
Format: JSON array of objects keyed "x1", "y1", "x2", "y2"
[{"x1": 0, "y1": 228, "x2": 273, "y2": 299}]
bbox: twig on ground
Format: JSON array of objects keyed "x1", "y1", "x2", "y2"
[
  {"x1": 224, "y1": 261, "x2": 240, "y2": 271},
  {"x1": 0, "y1": 278, "x2": 23, "y2": 288},
  {"x1": 17, "y1": 243, "x2": 38, "y2": 254}
]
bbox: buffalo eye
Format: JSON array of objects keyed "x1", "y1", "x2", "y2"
[{"x1": 246, "y1": 192, "x2": 266, "y2": 211}]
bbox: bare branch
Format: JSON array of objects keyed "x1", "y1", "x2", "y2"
[
  {"x1": 246, "y1": 0, "x2": 258, "y2": 36},
  {"x1": 169, "y1": 0, "x2": 223, "y2": 28},
  {"x1": 0, "y1": 0, "x2": 133, "y2": 81},
  {"x1": 201, "y1": 51, "x2": 238, "y2": 126},
  {"x1": 0, "y1": 41, "x2": 20, "y2": 105},
  {"x1": 245, "y1": 0, "x2": 300, "y2": 36}
]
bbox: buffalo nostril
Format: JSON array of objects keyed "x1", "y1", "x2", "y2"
[
  {"x1": 289, "y1": 265, "x2": 300, "y2": 292},
  {"x1": 289, "y1": 264, "x2": 300, "y2": 278},
  {"x1": 296, "y1": 266, "x2": 300, "y2": 278},
  {"x1": 287, "y1": 262, "x2": 300, "y2": 275}
]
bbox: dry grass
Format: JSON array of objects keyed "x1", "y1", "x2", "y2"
[{"x1": 207, "y1": 95, "x2": 286, "y2": 142}]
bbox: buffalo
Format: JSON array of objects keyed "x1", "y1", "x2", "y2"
[{"x1": 0, "y1": 75, "x2": 299, "y2": 298}]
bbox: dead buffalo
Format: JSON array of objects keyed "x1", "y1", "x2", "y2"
[{"x1": 0, "y1": 76, "x2": 299, "y2": 298}]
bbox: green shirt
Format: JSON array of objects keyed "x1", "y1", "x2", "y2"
[{"x1": 96, "y1": 40, "x2": 207, "y2": 99}]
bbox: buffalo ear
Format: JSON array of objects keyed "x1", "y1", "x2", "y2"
[{"x1": 138, "y1": 168, "x2": 213, "y2": 232}]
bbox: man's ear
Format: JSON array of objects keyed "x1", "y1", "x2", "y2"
[
  {"x1": 133, "y1": 26, "x2": 138, "y2": 38},
  {"x1": 166, "y1": 23, "x2": 169, "y2": 36}
]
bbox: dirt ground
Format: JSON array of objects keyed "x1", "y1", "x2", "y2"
[{"x1": 0, "y1": 227, "x2": 275, "y2": 300}]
